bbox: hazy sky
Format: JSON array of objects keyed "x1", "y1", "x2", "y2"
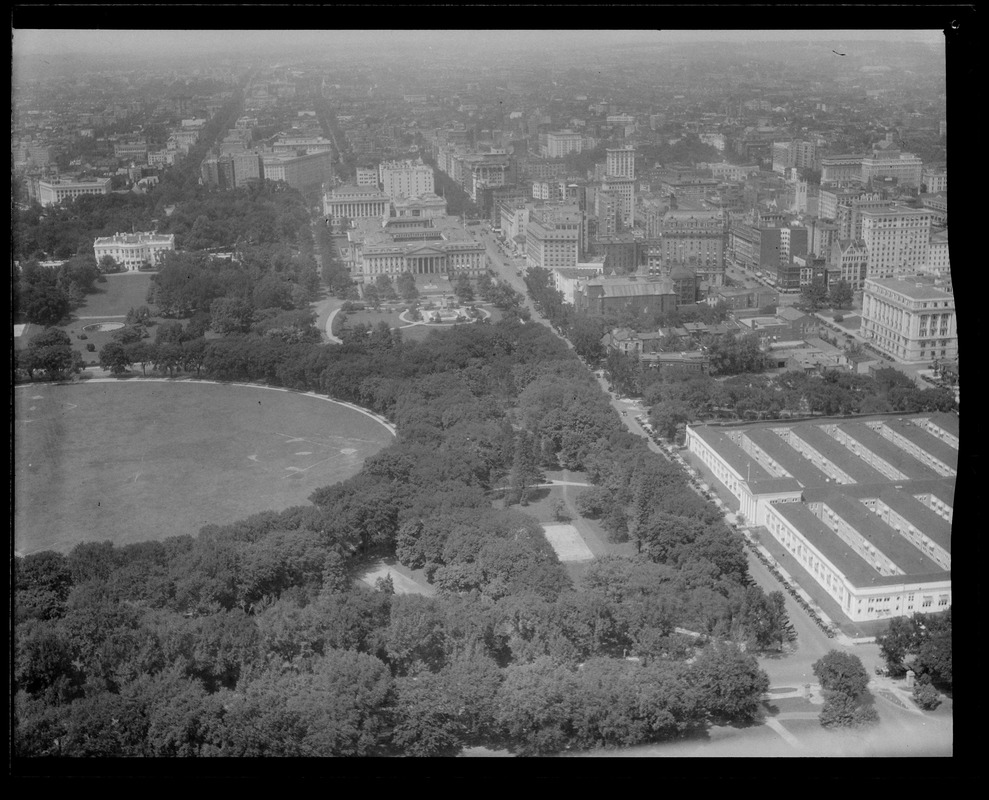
[{"x1": 13, "y1": 29, "x2": 947, "y2": 59}]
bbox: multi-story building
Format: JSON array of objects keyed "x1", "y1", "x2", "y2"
[
  {"x1": 345, "y1": 215, "x2": 485, "y2": 282},
  {"x1": 860, "y1": 275, "x2": 957, "y2": 363},
  {"x1": 861, "y1": 150, "x2": 923, "y2": 188},
  {"x1": 271, "y1": 137, "x2": 334, "y2": 156},
  {"x1": 828, "y1": 239, "x2": 869, "y2": 290},
  {"x1": 835, "y1": 194, "x2": 895, "y2": 242},
  {"x1": 658, "y1": 208, "x2": 726, "y2": 283},
  {"x1": 925, "y1": 230, "x2": 950, "y2": 279},
  {"x1": 574, "y1": 275, "x2": 678, "y2": 316},
  {"x1": 772, "y1": 139, "x2": 818, "y2": 174},
  {"x1": 919, "y1": 191, "x2": 947, "y2": 224},
  {"x1": 552, "y1": 264, "x2": 606, "y2": 304},
  {"x1": 525, "y1": 206, "x2": 581, "y2": 270},
  {"x1": 113, "y1": 140, "x2": 149, "y2": 163},
  {"x1": 261, "y1": 150, "x2": 333, "y2": 196},
  {"x1": 606, "y1": 146, "x2": 636, "y2": 180},
  {"x1": 38, "y1": 178, "x2": 111, "y2": 207},
  {"x1": 148, "y1": 149, "x2": 181, "y2": 167},
  {"x1": 392, "y1": 192, "x2": 447, "y2": 220},
  {"x1": 685, "y1": 413, "x2": 954, "y2": 622},
  {"x1": 658, "y1": 177, "x2": 720, "y2": 207},
  {"x1": 499, "y1": 202, "x2": 532, "y2": 248},
  {"x1": 323, "y1": 184, "x2": 391, "y2": 225},
  {"x1": 820, "y1": 154, "x2": 867, "y2": 186},
  {"x1": 543, "y1": 130, "x2": 583, "y2": 159},
  {"x1": 230, "y1": 152, "x2": 264, "y2": 188},
  {"x1": 804, "y1": 218, "x2": 839, "y2": 265},
  {"x1": 356, "y1": 165, "x2": 379, "y2": 187},
  {"x1": 859, "y1": 206, "x2": 935, "y2": 279},
  {"x1": 379, "y1": 158, "x2": 435, "y2": 200},
  {"x1": 728, "y1": 223, "x2": 808, "y2": 285},
  {"x1": 704, "y1": 162, "x2": 761, "y2": 182},
  {"x1": 922, "y1": 167, "x2": 947, "y2": 194},
  {"x1": 93, "y1": 232, "x2": 175, "y2": 272},
  {"x1": 595, "y1": 191, "x2": 620, "y2": 238},
  {"x1": 593, "y1": 234, "x2": 639, "y2": 274},
  {"x1": 460, "y1": 153, "x2": 509, "y2": 202},
  {"x1": 601, "y1": 175, "x2": 635, "y2": 230}
]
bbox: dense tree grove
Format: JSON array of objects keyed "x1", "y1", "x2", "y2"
[
  {"x1": 813, "y1": 650, "x2": 880, "y2": 729},
  {"x1": 638, "y1": 364, "x2": 956, "y2": 435},
  {"x1": 15, "y1": 312, "x2": 788, "y2": 757},
  {"x1": 876, "y1": 609, "x2": 952, "y2": 691}
]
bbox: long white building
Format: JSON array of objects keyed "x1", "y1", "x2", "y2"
[
  {"x1": 686, "y1": 413, "x2": 955, "y2": 623},
  {"x1": 38, "y1": 178, "x2": 111, "y2": 207},
  {"x1": 345, "y1": 215, "x2": 485, "y2": 282},
  {"x1": 93, "y1": 232, "x2": 175, "y2": 271}
]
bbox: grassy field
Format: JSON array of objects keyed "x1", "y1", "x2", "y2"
[
  {"x1": 15, "y1": 272, "x2": 169, "y2": 367},
  {"x1": 75, "y1": 272, "x2": 156, "y2": 318},
  {"x1": 13, "y1": 381, "x2": 394, "y2": 555}
]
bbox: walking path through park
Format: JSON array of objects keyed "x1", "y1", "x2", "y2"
[
  {"x1": 323, "y1": 306, "x2": 343, "y2": 343},
  {"x1": 492, "y1": 479, "x2": 594, "y2": 492}
]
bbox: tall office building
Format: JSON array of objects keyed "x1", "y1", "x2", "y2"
[
  {"x1": 606, "y1": 146, "x2": 635, "y2": 180},
  {"x1": 601, "y1": 175, "x2": 635, "y2": 230},
  {"x1": 859, "y1": 206, "x2": 936, "y2": 279}
]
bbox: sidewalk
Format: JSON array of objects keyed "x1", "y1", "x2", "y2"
[{"x1": 739, "y1": 527, "x2": 855, "y2": 646}]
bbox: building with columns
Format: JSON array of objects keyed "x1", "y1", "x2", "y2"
[
  {"x1": 38, "y1": 178, "x2": 111, "y2": 207},
  {"x1": 685, "y1": 413, "x2": 954, "y2": 623},
  {"x1": 860, "y1": 275, "x2": 957, "y2": 363},
  {"x1": 345, "y1": 215, "x2": 486, "y2": 282},
  {"x1": 93, "y1": 232, "x2": 175, "y2": 271},
  {"x1": 820, "y1": 154, "x2": 867, "y2": 186},
  {"x1": 323, "y1": 185, "x2": 392, "y2": 225},
  {"x1": 392, "y1": 192, "x2": 448, "y2": 219}
]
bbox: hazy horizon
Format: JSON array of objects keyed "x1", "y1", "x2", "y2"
[{"x1": 13, "y1": 29, "x2": 947, "y2": 60}]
